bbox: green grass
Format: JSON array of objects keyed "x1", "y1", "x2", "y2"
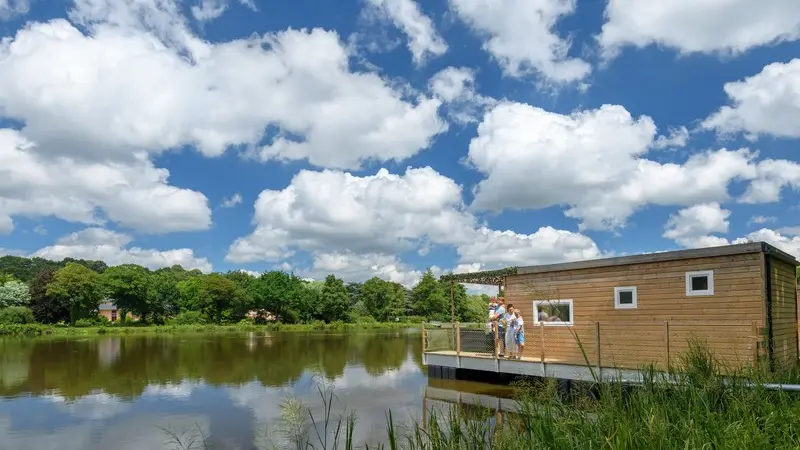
[
  {"x1": 0, "y1": 321, "x2": 419, "y2": 337},
  {"x1": 165, "y1": 344, "x2": 800, "y2": 450}
]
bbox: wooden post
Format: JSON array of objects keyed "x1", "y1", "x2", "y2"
[
  {"x1": 494, "y1": 321, "x2": 499, "y2": 359},
  {"x1": 456, "y1": 322, "x2": 461, "y2": 355},
  {"x1": 540, "y1": 323, "x2": 546, "y2": 362},
  {"x1": 450, "y1": 280, "x2": 455, "y2": 324},
  {"x1": 595, "y1": 321, "x2": 601, "y2": 369},
  {"x1": 421, "y1": 322, "x2": 426, "y2": 352},
  {"x1": 665, "y1": 321, "x2": 671, "y2": 372}
]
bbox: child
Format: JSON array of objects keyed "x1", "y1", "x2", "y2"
[{"x1": 514, "y1": 310, "x2": 525, "y2": 360}]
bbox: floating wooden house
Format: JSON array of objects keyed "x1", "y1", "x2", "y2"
[{"x1": 424, "y1": 242, "x2": 799, "y2": 382}]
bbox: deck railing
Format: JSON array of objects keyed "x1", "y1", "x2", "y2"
[{"x1": 422, "y1": 320, "x2": 764, "y2": 373}]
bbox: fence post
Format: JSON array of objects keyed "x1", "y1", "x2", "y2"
[
  {"x1": 494, "y1": 321, "x2": 499, "y2": 359},
  {"x1": 665, "y1": 321, "x2": 670, "y2": 372},
  {"x1": 595, "y1": 321, "x2": 601, "y2": 370},
  {"x1": 421, "y1": 322, "x2": 426, "y2": 352},
  {"x1": 540, "y1": 323, "x2": 546, "y2": 362},
  {"x1": 456, "y1": 322, "x2": 461, "y2": 355}
]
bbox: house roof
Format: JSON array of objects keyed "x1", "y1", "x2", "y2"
[
  {"x1": 98, "y1": 301, "x2": 117, "y2": 311},
  {"x1": 440, "y1": 242, "x2": 798, "y2": 285}
]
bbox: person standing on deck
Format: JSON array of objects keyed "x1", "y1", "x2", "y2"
[
  {"x1": 504, "y1": 304, "x2": 518, "y2": 358},
  {"x1": 513, "y1": 310, "x2": 525, "y2": 360},
  {"x1": 490, "y1": 297, "x2": 506, "y2": 356}
]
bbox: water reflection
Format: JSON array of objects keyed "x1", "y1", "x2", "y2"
[{"x1": 0, "y1": 331, "x2": 429, "y2": 449}]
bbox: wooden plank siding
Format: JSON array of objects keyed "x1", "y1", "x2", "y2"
[
  {"x1": 769, "y1": 257, "x2": 799, "y2": 371},
  {"x1": 505, "y1": 253, "x2": 766, "y2": 373}
]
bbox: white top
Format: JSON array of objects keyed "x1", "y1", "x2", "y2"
[{"x1": 515, "y1": 316, "x2": 524, "y2": 331}]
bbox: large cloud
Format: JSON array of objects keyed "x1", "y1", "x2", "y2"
[
  {"x1": 364, "y1": 0, "x2": 447, "y2": 65},
  {"x1": 32, "y1": 228, "x2": 213, "y2": 272},
  {"x1": 466, "y1": 102, "x2": 800, "y2": 231},
  {"x1": 0, "y1": 129, "x2": 211, "y2": 235},
  {"x1": 598, "y1": 0, "x2": 800, "y2": 59},
  {"x1": 447, "y1": 0, "x2": 591, "y2": 84},
  {"x1": 0, "y1": 0, "x2": 446, "y2": 169},
  {"x1": 663, "y1": 203, "x2": 800, "y2": 259},
  {"x1": 227, "y1": 166, "x2": 605, "y2": 285},
  {"x1": 702, "y1": 59, "x2": 800, "y2": 140}
]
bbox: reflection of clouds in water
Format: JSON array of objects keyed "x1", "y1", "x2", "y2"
[
  {"x1": 142, "y1": 380, "x2": 204, "y2": 399},
  {"x1": 41, "y1": 391, "x2": 131, "y2": 421},
  {"x1": 328, "y1": 356, "x2": 419, "y2": 390},
  {"x1": 227, "y1": 353, "x2": 425, "y2": 448},
  {"x1": 0, "y1": 413, "x2": 210, "y2": 450}
]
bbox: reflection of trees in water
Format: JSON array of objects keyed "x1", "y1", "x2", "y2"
[
  {"x1": 0, "y1": 340, "x2": 34, "y2": 389},
  {"x1": 0, "y1": 331, "x2": 422, "y2": 400}
]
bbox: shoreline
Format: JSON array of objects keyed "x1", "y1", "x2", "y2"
[{"x1": 0, "y1": 321, "x2": 421, "y2": 337}]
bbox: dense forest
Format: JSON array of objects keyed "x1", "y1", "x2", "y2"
[{"x1": 0, "y1": 255, "x2": 491, "y2": 326}]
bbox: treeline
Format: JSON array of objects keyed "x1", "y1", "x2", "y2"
[{"x1": 0, "y1": 255, "x2": 492, "y2": 326}]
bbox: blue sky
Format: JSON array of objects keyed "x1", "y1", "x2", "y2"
[{"x1": 0, "y1": 0, "x2": 798, "y2": 286}]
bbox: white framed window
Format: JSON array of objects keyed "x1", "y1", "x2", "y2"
[
  {"x1": 614, "y1": 286, "x2": 638, "y2": 309},
  {"x1": 685, "y1": 270, "x2": 714, "y2": 296},
  {"x1": 533, "y1": 299, "x2": 574, "y2": 326}
]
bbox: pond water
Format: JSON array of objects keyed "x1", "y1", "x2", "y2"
[{"x1": 0, "y1": 330, "x2": 514, "y2": 449}]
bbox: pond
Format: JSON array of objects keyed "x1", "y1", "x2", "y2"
[{"x1": 0, "y1": 330, "x2": 514, "y2": 449}]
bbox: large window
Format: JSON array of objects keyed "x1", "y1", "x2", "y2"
[
  {"x1": 533, "y1": 299, "x2": 574, "y2": 326},
  {"x1": 685, "y1": 270, "x2": 714, "y2": 296},
  {"x1": 614, "y1": 286, "x2": 638, "y2": 309}
]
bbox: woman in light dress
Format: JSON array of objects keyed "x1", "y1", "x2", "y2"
[{"x1": 504, "y1": 304, "x2": 518, "y2": 358}]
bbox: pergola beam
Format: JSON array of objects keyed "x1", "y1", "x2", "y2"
[{"x1": 439, "y1": 267, "x2": 518, "y2": 286}]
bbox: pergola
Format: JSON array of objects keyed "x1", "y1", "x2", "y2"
[{"x1": 438, "y1": 267, "x2": 518, "y2": 323}]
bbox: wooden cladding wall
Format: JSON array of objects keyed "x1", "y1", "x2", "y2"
[
  {"x1": 769, "y1": 257, "x2": 799, "y2": 371},
  {"x1": 505, "y1": 253, "x2": 765, "y2": 372}
]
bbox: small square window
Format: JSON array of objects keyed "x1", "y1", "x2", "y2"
[
  {"x1": 614, "y1": 286, "x2": 638, "y2": 309},
  {"x1": 686, "y1": 270, "x2": 714, "y2": 296}
]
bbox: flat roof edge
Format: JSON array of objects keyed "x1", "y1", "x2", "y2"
[{"x1": 516, "y1": 242, "x2": 797, "y2": 275}]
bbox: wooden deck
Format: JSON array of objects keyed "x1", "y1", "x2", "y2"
[{"x1": 422, "y1": 320, "x2": 765, "y2": 383}]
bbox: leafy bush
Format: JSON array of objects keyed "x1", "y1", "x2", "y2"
[
  {"x1": 74, "y1": 315, "x2": 111, "y2": 327},
  {"x1": 168, "y1": 311, "x2": 206, "y2": 325},
  {"x1": 0, "y1": 306, "x2": 35, "y2": 324}
]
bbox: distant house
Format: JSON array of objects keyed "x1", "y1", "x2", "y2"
[
  {"x1": 246, "y1": 309, "x2": 276, "y2": 322},
  {"x1": 98, "y1": 300, "x2": 138, "y2": 322}
]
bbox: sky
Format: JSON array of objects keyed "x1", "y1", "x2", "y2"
[{"x1": 0, "y1": 0, "x2": 798, "y2": 288}]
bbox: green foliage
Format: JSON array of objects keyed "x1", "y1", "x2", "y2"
[
  {"x1": 168, "y1": 310, "x2": 206, "y2": 325},
  {"x1": 74, "y1": 315, "x2": 111, "y2": 328},
  {"x1": 320, "y1": 275, "x2": 350, "y2": 323},
  {"x1": 0, "y1": 280, "x2": 31, "y2": 308},
  {"x1": 102, "y1": 264, "x2": 153, "y2": 322},
  {"x1": 360, "y1": 277, "x2": 407, "y2": 322},
  {"x1": 28, "y1": 268, "x2": 69, "y2": 324},
  {"x1": 0, "y1": 306, "x2": 35, "y2": 324},
  {"x1": 0, "y1": 252, "x2": 500, "y2": 328},
  {"x1": 47, "y1": 263, "x2": 105, "y2": 325},
  {"x1": 410, "y1": 269, "x2": 448, "y2": 319},
  {"x1": 0, "y1": 255, "x2": 107, "y2": 283}
]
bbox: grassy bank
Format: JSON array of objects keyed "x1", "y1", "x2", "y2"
[
  {"x1": 236, "y1": 347, "x2": 800, "y2": 449},
  {"x1": 0, "y1": 321, "x2": 420, "y2": 337}
]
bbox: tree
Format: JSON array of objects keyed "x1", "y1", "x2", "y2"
[
  {"x1": 0, "y1": 280, "x2": 31, "y2": 308},
  {"x1": 46, "y1": 263, "x2": 105, "y2": 325},
  {"x1": 360, "y1": 277, "x2": 406, "y2": 321},
  {"x1": 150, "y1": 269, "x2": 182, "y2": 319},
  {"x1": 252, "y1": 271, "x2": 308, "y2": 323},
  {"x1": 29, "y1": 268, "x2": 69, "y2": 324},
  {"x1": 202, "y1": 274, "x2": 245, "y2": 324},
  {"x1": 410, "y1": 269, "x2": 447, "y2": 319},
  {"x1": 320, "y1": 275, "x2": 350, "y2": 323},
  {"x1": 102, "y1": 264, "x2": 152, "y2": 322}
]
